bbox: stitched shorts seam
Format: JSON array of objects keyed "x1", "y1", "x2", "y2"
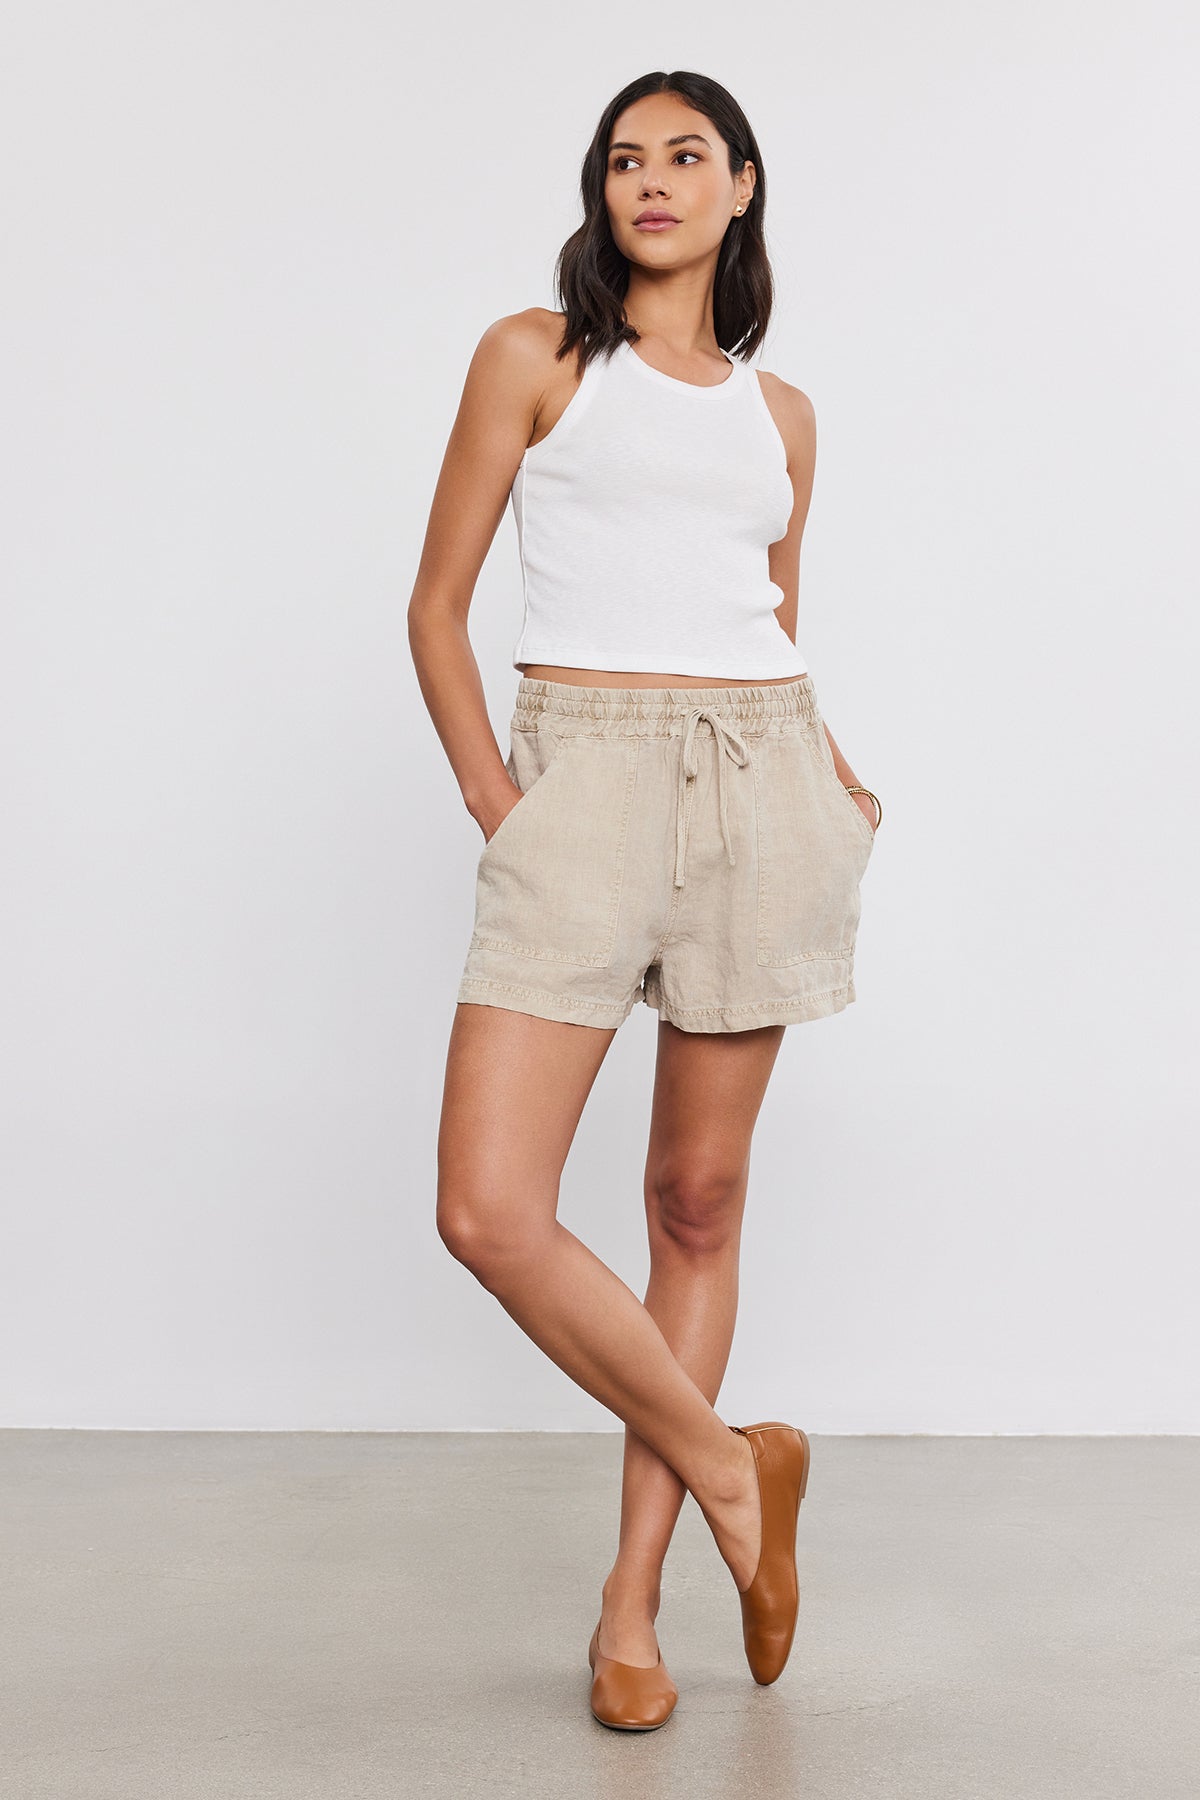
[
  {"x1": 457, "y1": 977, "x2": 631, "y2": 1016},
  {"x1": 650, "y1": 983, "x2": 853, "y2": 1020}
]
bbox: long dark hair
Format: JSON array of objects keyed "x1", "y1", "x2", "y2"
[{"x1": 554, "y1": 71, "x2": 774, "y2": 375}]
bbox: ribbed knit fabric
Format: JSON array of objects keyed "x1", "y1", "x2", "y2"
[{"x1": 509, "y1": 338, "x2": 807, "y2": 679}]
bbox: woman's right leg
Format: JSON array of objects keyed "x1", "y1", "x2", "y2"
[
  {"x1": 436, "y1": 999, "x2": 764, "y2": 1594},
  {"x1": 597, "y1": 1015, "x2": 788, "y2": 1666}
]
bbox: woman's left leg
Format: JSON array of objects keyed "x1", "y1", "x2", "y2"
[{"x1": 596, "y1": 1016, "x2": 788, "y2": 1667}]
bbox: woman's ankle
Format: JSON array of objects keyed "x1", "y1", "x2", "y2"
[
  {"x1": 601, "y1": 1565, "x2": 663, "y2": 1614},
  {"x1": 694, "y1": 1423, "x2": 755, "y2": 1515}
]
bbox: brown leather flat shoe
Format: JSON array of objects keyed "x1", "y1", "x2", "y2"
[
  {"x1": 587, "y1": 1619, "x2": 678, "y2": 1730},
  {"x1": 728, "y1": 1422, "x2": 811, "y2": 1685}
]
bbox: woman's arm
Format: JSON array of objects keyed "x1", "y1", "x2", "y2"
[
  {"x1": 762, "y1": 374, "x2": 877, "y2": 830},
  {"x1": 407, "y1": 312, "x2": 548, "y2": 842}
]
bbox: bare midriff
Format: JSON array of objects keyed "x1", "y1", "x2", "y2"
[{"x1": 518, "y1": 664, "x2": 805, "y2": 689}]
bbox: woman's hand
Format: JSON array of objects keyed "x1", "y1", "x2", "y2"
[
  {"x1": 476, "y1": 778, "x2": 524, "y2": 845},
  {"x1": 851, "y1": 791, "x2": 877, "y2": 832}
]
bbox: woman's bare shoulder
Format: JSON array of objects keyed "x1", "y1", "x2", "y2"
[
  {"x1": 755, "y1": 366, "x2": 816, "y2": 427},
  {"x1": 470, "y1": 307, "x2": 568, "y2": 374},
  {"x1": 754, "y1": 366, "x2": 816, "y2": 469}
]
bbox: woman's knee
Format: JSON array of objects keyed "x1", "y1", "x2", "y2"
[
  {"x1": 436, "y1": 1185, "x2": 545, "y2": 1284},
  {"x1": 647, "y1": 1165, "x2": 747, "y2": 1256}
]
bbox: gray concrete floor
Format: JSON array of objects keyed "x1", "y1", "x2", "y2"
[{"x1": 1, "y1": 1432, "x2": 1196, "y2": 1799}]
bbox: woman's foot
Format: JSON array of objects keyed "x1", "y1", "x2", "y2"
[
  {"x1": 588, "y1": 1616, "x2": 678, "y2": 1730},
  {"x1": 596, "y1": 1572, "x2": 663, "y2": 1669},
  {"x1": 714, "y1": 1423, "x2": 812, "y2": 1685}
]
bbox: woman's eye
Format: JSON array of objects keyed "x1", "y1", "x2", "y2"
[{"x1": 611, "y1": 151, "x2": 700, "y2": 172}]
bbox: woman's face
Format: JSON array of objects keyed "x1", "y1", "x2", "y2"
[{"x1": 604, "y1": 94, "x2": 754, "y2": 267}]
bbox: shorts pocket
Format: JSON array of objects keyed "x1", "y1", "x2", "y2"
[
  {"x1": 801, "y1": 721, "x2": 878, "y2": 849},
  {"x1": 470, "y1": 726, "x2": 639, "y2": 969},
  {"x1": 753, "y1": 721, "x2": 874, "y2": 968},
  {"x1": 477, "y1": 723, "x2": 560, "y2": 862}
]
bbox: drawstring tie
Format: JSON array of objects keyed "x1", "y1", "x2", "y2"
[{"x1": 674, "y1": 706, "x2": 752, "y2": 889}]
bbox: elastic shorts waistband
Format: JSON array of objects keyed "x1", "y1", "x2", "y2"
[{"x1": 513, "y1": 675, "x2": 819, "y2": 730}]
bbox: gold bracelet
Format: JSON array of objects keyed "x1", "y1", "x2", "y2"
[{"x1": 845, "y1": 784, "x2": 882, "y2": 829}]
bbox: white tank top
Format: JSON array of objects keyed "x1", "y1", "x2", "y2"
[{"x1": 509, "y1": 337, "x2": 808, "y2": 679}]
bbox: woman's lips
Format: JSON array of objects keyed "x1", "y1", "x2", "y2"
[{"x1": 634, "y1": 218, "x2": 679, "y2": 231}]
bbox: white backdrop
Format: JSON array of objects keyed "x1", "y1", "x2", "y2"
[{"x1": 2, "y1": 3, "x2": 1196, "y2": 1431}]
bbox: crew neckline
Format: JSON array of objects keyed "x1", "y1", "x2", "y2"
[{"x1": 620, "y1": 338, "x2": 739, "y2": 394}]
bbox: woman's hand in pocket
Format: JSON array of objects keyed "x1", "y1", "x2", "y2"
[
  {"x1": 476, "y1": 778, "x2": 524, "y2": 846},
  {"x1": 851, "y1": 791, "x2": 877, "y2": 832}
]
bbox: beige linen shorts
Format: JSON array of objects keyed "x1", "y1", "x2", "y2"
[{"x1": 455, "y1": 675, "x2": 876, "y2": 1033}]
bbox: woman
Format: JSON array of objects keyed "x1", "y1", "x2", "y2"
[{"x1": 409, "y1": 69, "x2": 882, "y2": 1731}]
